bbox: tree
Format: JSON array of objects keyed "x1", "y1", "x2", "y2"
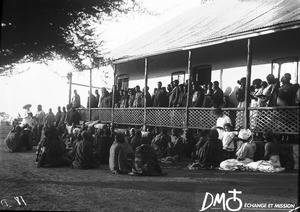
[{"x1": 0, "y1": 0, "x2": 142, "y2": 73}]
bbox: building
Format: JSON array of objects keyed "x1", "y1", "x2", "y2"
[{"x1": 82, "y1": 0, "x2": 300, "y2": 135}]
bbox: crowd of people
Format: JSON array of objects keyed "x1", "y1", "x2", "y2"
[
  {"x1": 4, "y1": 103, "x2": 295, "y2": 174},
  {"x1": 71, "y1": 73, "x2": 300, "y2": 109},
  {"x1": 2, "y1": 71, "x2": 298, "y2": 175}
]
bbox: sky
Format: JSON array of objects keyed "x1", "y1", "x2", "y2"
[{"x1": 0, "y1": 0, "x2": 202, "y2": 118}]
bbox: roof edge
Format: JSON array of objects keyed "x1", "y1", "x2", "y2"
[{"x1": 112, "y1": 21, "x2": 300, "y2": 65}]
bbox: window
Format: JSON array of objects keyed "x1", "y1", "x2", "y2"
[
  {"x1": 271, "y1": 57, "x2": 299, "y2": 84},
  {"x1": 171, "y1": 71, "x2": 186, "y2": 84},
  {"x1": 117, "y1": 74, "x2": 129, "y2": 91}
]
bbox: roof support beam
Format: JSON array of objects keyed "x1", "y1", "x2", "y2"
[
  {"x1": 185, "y1": 50, "x2": 192, "y2": 129},
  {"x1": 245, "y1": 38, "x2": 252, "y2": 129},
  {"x1": 143, "y1": 57, "x2": 148, "y2": 129}
]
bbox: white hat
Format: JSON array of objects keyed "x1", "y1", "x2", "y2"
[{"x1": 238, "y1": 129, "x2": 252, "y2": 140}]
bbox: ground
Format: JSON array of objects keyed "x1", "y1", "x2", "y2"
[{"x1": 0, "y1": 140, "x2": 299, "y2": 212}]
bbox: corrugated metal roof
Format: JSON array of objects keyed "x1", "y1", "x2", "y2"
[{"x1": 110, "y1": 0, "x2": 300, "y2": 63}]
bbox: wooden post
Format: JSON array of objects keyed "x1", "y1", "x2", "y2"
[
  {"x1": 89, "y1": 68, "x2": 92, "y2": 121},
  {"x1": 68, "y1": 72, "x2": 72, "y2": 104},
  {"x1": 245, "y1": 38, "x2": 252, "y2": 129},
  {"x1": 185, "y1": 50, "x2": 192, "y2": 129},
  {"x1": 144, "y1": 57, "x2": 148, "y2": 129},
  {"x1": 111, "y1": 64, "x2": 117, "y2": 124}
]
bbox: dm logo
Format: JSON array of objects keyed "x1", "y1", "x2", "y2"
[{"x1": 199, "y1": 189, "x2": 243, "y2": 211}]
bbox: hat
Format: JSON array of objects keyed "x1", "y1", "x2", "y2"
[
  {"x1": 23, "y1": 104, "x2": 32, "y2": 109},
  {"x1": 238, "y1": 129, "x2": 252, "y2": 140}
]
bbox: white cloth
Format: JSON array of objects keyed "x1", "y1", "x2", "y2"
[
  {"x1": 244, "y1": 155, "x2": 285, "y2": 173},
  {"x1": 222, "y1": 132, "x2": 237, "y2": 150},
  {"x1": 216, "y1": 115, "x2": 232, "y2": 128}
]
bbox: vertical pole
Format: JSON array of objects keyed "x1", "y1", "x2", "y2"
[
  {"x1": 144, "y1": 58, "x2": 148, "y2": 129},
  {"x1": 220, "y1": 69, "x2": 223, "y2": 89},
  {"x1": 89, "y1": 68, "x2": 92, "y2": 121},
  {"x1": 185, "y1": 50, "x2": 192, "y2": 129},
  {"x1": 245, "y1": 38, "x2": 252, "y2": 129},
  {"x1": 111, "y1": 64, "x2": 116, "y2": 124},
  {"x1": 68, "y1": 73, "x2": 72, "y2": 104}
]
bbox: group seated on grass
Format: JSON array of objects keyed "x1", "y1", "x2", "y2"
[{"x1": 3, "y1": 119, "x2": 295, "y2": 174}]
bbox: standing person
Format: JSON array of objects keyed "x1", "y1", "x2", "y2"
[
  {"x1": 203, "y1": 82, "x2": 214, "y2": 107},
  {"x1": 57, "y1": 106, "x2": 66, "y2": 135},
  {"x1": 142, "y1": 86, "x2": 152, "y2": 107},
  {"x1": 21, "y1": 104, "x2": 34, "y2": 127},
  {"x1": 128, "y1": 88, "x2": 136, "y2": 108},
  {"x1": 55, "y1": 106, "x2": 62, "y2": 128},
  {"x1": 277, "y1": 73, "x2": 296, "y2": 106},
  {"x1": 250, "y1": 79, "x2": 263, "y2": 107},
  {"x1": 133, "y1": 85, "x2": 143, "y2": 107},
  {"x1": 190, "y1": 82, "x2": 205, "y2": 107},
  {"x1": 72, "y1": 90, "x2": 81, "y2": 108},
  {"x1": 169, "y1": 80, "x2": 180, "y2": 107},
  {"x1": 236, "y1": 77, "x2": 246, "y2": 108},
  {"x1": 119, "y1": 90, "x2": 129, "y2": 108},
  {"x1": 98, "y1": 88, "x2": 112, "y2": 108},
  {"x1": 259, "y1": 74, "x2": 279, "y2": 107},
  {"x1": 95, "y1": 89, "x2": 100, "y2": 106},
  {"x1": 153, "y1": 81, "x2": 167, "y2": 107},
  {"x1": 211, "y1": 81, "x2": 224, "y2": 108},
  {"x1": 35, "y1": 104, "x2": 46, "y2": 142},
  {"x1": 177, "y1": 84, "x2": 186, "y2": 107},
  {"x1": 45, "y1": 108, "x2": 56, "y2": 129},
  {"x1": 214, "y1": 108, "x2": 232, "y2": 140},
  {"x1": 87, "y1": 90, "x2": 97, "y2": 108}
]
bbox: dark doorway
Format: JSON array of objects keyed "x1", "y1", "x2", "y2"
[{"x1": 191, "y1": 65, "x2": 212, "y2": 85}]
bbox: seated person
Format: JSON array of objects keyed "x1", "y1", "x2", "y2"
[
  {"x1": 130, "y1": 130, "x2": 142, "y2": 152},
  {"x1": 36, "y1": 127, "x2": 71, "y2": 168},
  {"x1": 131, "y1": 144, "x2": 165, "y2": 176},
  {"x1": 151, "y1": 127, "x2": 171, "y2": 158},
  {"x1": 20, "y1": 126, "x2": 33, "y2": 151},
  {"x1": 94, "y1": 128, "x2": 112, "y2": 164},
  {"x1": 4, "y1": 125, "x2": 25, "y2": 153},
  {"x1": 189, "y1": 129, "x2": 223, "y2": 169},
  {"x1": 71, "y1": 131, "x2": 100, "y2": 169},
  {"x1": 109, "y1": 133, "x2": 130, "y2": 174},
  {"x1": 170, "y1": 128, "x2": 184, "y2": 159},
  {"x1": 182, "y1": 129, "x2": 197, "y2": 158},
  {"x1": 219, "y1": 129, "x2": 256, "y2": 171},
  {"x1": 191, "y1": 130, "x2": 209, "y2": 161}
]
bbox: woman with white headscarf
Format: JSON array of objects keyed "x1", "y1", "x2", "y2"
[{"x1": 219, "y1": 129, "x2": 256, "y2": 171}]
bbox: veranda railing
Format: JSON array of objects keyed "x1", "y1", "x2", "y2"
[{"x1": 78, "y1": 106, "x2": 299, "y2": 134}]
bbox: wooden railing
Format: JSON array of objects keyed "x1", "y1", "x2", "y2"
[{"x1": 78, "y1": 106, "x2": 299, "y2": 134}]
